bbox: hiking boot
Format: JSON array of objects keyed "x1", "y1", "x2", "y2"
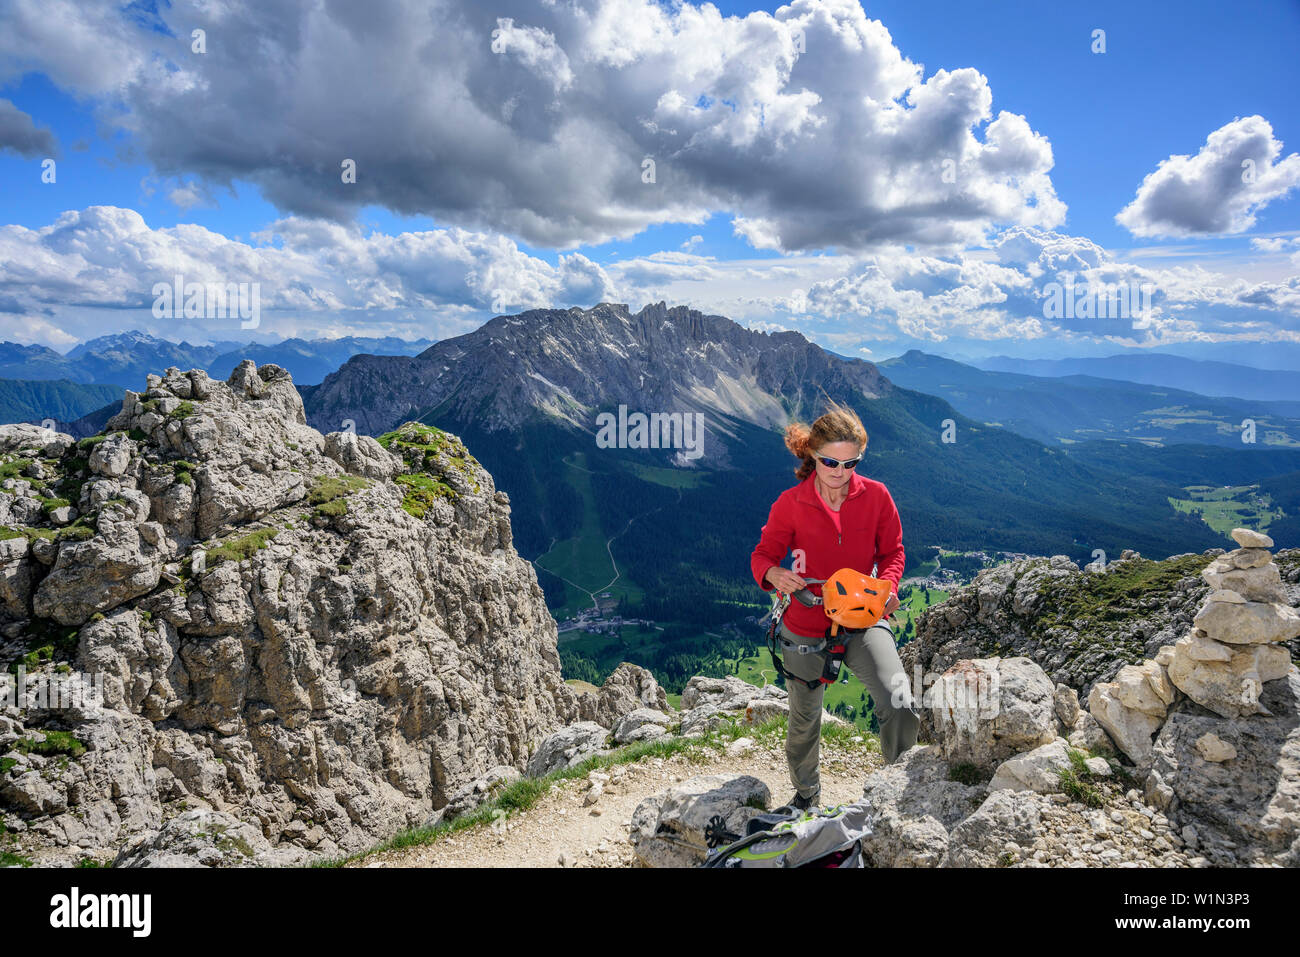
[{"x1": 788, "y1": 791, "x2": 819, "y2": 811}]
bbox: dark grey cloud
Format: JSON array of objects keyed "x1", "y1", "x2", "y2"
[{"x1": 0, "y1": 98, "x2": 58, "y2": 158}]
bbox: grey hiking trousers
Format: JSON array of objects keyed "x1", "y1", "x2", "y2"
[{"x1": 778, "y1": 618, "x2": 920, "y2": 802}]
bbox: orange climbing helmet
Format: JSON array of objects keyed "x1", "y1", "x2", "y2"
[{"x1": 821, "y1": 568, "x2": 891, "y2": 635}]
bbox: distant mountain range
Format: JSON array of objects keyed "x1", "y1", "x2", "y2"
[
  {"x1": 975, "y1": 353, "x2": 1300, "y2": 404},
  {"x1": 879, "y1": 350, "x2": 1300, "y2": 448},
  {"x1": 0, "y1": 331, "x2": 436, "y2": 391},
  {"x1": 303, "y1": 302, "x2": 1300, "y2": 627},
  {"x1": 0, "y1": 331, "x2": 438, "y2": 430}
]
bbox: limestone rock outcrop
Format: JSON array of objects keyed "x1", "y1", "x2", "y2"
[{"x1": 0, "y1": 363, "x2": 600, "y2": 865}]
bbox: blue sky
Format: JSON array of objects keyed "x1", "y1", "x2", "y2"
[{"x1": 1, "y1": 0, "x2": 1298, "y2": 363}]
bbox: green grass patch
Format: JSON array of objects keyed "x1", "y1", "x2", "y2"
[
  {"x1": 0, "y1": 525, "x2": 56, "y2": 544},
  {"x1": 12, "y1": 730, "x2": 87, "y2": 759},
  {"x1": 380, "y1": 422, "x2": 482, "y2": 514},
  {"x1": 394, "y1": 471, "x2": 456, "y2": 517},
  {"x1": 55, "y1": 522, "x2": 95, "y2": 542},
  {"x1": 1056, "y1": 746, "x2": 1106, "y2": 808},
  {"x1": 307, "y1": 473, "x2": 370, "y2": 519},
  {"x1": 1039, "y1": 553, "x2": 1211, "y2": 631},
  {"x1": 206, "y1": 527, "x2": 280, "y2": 566},
  {"x1": 314, "y1": 498, "x2": 348, "y2": 518},
  {"x1": 378, "y1": 422, "x2": 450, "y2": 457},
  {"x1": 617, "y1": 458, "x2": 706, "y2": 490},
  {"x1": 170, "y1": 459, "x2": 196, "y2": 487},
  {"x1": 0, "y1": 457, "x2": 33, "y2": 481}
]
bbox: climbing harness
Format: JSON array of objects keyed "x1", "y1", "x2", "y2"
[{"x1": 762, "y1": 568, "x2": 891, "y2": 690}]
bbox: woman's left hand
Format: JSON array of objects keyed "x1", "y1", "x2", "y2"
[{"x1": 883, "y1": 590, "x2": 900, "y2": 618}]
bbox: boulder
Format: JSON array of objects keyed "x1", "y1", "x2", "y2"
[
  {"x1": 593, "y1": 663, "x2": 671, "y2": 729},
  {"x1": 1084, "y1": 756, "x2": 1112, "y2": 777},
  {"x1": 32, "y1": 526, "x2": 164, "y2": 626},
  {"x1": 1230, "y1": 528, "x2": 1272, "y2": 549},
  {"x1": 1054, "y1": 683, "x2": 1080, "y2": 729},
  {"x1": 743, "y1": 698, "x2": 790, "y2": 725},
  {"x1": 1194, "y1": 733, "x2": 1237, "y2": 763},
  {"x1": 1193, "y1": 596, "x2": 1300, "y2": 646},
  {"x1": 89, "y1": 433, "x2": 135, "y2": 478},
  {"x1": 1086, "y1": 659, "x2": 1175, "y2": 765},
  {"x1": 612, "y1": 708, "x2": 671, "y2": 744},
  {"x1": 1200, "y1": 556, "x2": 1286, "y2": 603},
  {"x1": 679, "y1": 705, "x2": 731, "y2": 738},
  {"x1": 438, "y1": 765, "x2": 523, "y2": 821},
  {"x1": 1228, "y1": 548, "x2": 1271, "y2": 569},
  {"x1": 0, "y1": 423, "x2": 75, "y2": 458},
  {"x1": 931, "y1": 657, "x2": 1058, "y2": 768},
  {"x1": 941, "y1": 788, "x2": 1044, "y2": 867},
  {"x1": 857, "y1": 745, "x2": 985, "y2": 867},
  {"x1": 1067, "y1": 710, "x2": 1118, "y2": 757},
  {"x1": 620, "y1": 724, "x2": 668, "y2": 744},
  {"x1": 681, "y1": 674, "x2": 781, "y2": 712},
  {"x1": 0, "y1": 536, "x2": 33, "y2": 621},
  {"x1": 526, "y1": 722, "x2": 610, "y2": 777},
  {"x1": 323, "y1": 430, "x2": 403, "y2": 481},
  {"x1": 629, "y1": 774, "x2": 770, "y2": 867},
  {"x1": 988, "y1": 738, "x2": 1075, "y2": 793}
]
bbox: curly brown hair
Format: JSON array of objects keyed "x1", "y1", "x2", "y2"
[{"x1": 784, "y1": 399, "x2": 868, "y2": 481}]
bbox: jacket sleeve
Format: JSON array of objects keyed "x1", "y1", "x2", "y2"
[
  {"x1": 751, "y1": 494, "x2": 793, "y2": 591},
  {"x1": 874, "y1": 485, "x2": 905, "y2": 593}
]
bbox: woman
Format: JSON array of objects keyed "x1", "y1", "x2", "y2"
[{"x1": 750, "y1": 399, "x2": 920, "y2": 810}]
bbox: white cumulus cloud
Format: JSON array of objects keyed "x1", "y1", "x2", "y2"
[{"x1": 1116, "y1": 116, "x2": 1300, "y2": 238}]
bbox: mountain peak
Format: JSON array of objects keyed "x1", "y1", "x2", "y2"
[{"x1": 306, "y1": 302, "x2": 887, "y2": 437}]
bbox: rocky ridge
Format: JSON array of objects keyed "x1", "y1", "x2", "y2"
[{"x1": 0, "y1": 362, "x2": 666, "y2": 866}]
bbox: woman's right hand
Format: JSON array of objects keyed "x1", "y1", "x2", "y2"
[{"x1": 765, "y1": 566, "x2": 806, "y2": 595}]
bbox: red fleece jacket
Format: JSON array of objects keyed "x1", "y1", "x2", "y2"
[{"x1": 750, "y1": 471, "x2": 905, "y2": 638}]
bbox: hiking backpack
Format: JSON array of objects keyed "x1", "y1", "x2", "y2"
[{"x1": 701, "y1": 802, "x2": 872, "y2": 868}]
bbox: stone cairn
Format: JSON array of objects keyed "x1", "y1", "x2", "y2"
[{"x1": 1089, "y1": 528, "x2": 1300, "y2": 764}]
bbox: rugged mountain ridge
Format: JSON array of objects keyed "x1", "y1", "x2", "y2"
[
  {"x1": 305, "y1": 301, "x2": 889, "y2": 437},
  {"x1": 0, "y1": 362, "x2": 639, "y2": 865}
]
